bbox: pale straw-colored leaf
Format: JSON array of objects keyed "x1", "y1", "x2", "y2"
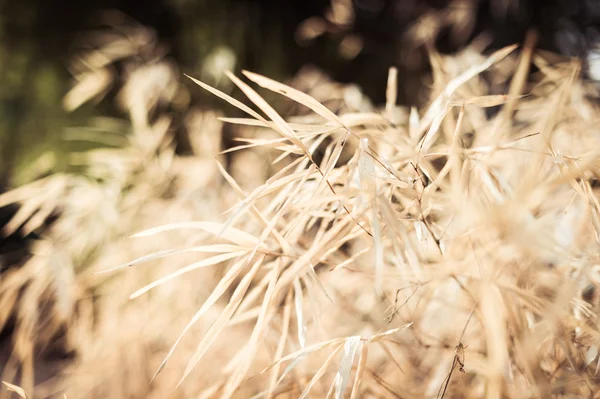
[
  {"x1": 2, "y1": 381, "x2": 27, "y2": 398},
  {"x1": 586, "y1": 345, "x2": 599, "y2": 367},
  {"x1": 265, "y1": 290, "x2": 293, "y2": 398},
  {"x1": 333, "y1": 336, "x2": 361, "y2": 399},
  {"x1": 0, "y1": 179, "x2": 48, "y2": 207},
  {"x1": 368, "y1": 323, "x2": 414, "y2": 343},
  {"x1": 449, "y1": 94, "x2": 524, "y2": 108},
  {"x1": 150, "y1": 255, "x2": 250, "y2": 382},
  {"x1": 220, "y1": 262, "x2": 281, "y2": 399},
  {"x1": 242, "y1": 70, "x2": 345, "y2": 126},
  {"x1": 409, "y1": 106, "x2": 420, "y2": 140},
  {"x1": 385, "y1": 67, "x2": 398, "y2": 116},
  {"x1": 63, "y1": 68, "x2": 114, "y2": 111},
  {"x1": 260, "y1": 337, "x2": 347, "y2": 374},
  {"x1": 224, "y1": 71, "x2": 309, "y2": 154},
  {"x1": 176, "y1": 256, "x2": 265, "y2": 389},
  {"x1": 129, "y1": 250, "x2": 248, "y2": 299},
  {"x1": 185, "y1": 74, "x2": 267, "y2": 123},
  {"x1": 418, "y1": 44, "x2": 518, "y2": 148},
  {"x1": 131, "y1": 221, "x2": 265, "y2": 249},
  {"x1": 215, "y1": 160, "x2": 291, "y2": 254},
  {"x1": 358, "y1": 138, "x2": 383, "y2": 291},
  {"x1": 96, "y1": 244, "x2": 244, "y2": 274},
  {"x1": 2, "y1": 196, "x2": 45, "y2": 236},
  {"x1": 349, "y1": 344, "x2": 369, "y2": 399},
  {"x1": 293, "y1": 278, "x2": 307, "y2": 349},
  {"x1": 298, "y1": 343, "x2": 346, "y2": 399}
]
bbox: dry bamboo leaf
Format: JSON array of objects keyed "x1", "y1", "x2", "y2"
[
  {"x1": 449, "y1": 94, "x2": 525, "y2": 108},
  {"x1": 2, "y1": 195, "x2": 46, "y2": 236},
  {"x1": 293, "y1": 278, "x2": 307, "y2": 349},
  {"x1": 219, "y1": 167, "x2": 317, "y2": 237},
  {"x1": 129, "y1": 250, "x2": 248, "y2": 299},
  {"x1": 185, "y1": 74, "x2": 267, "y2": 123},
  {"x1": 307, "y1": 264, "x2": 333, "y2": 303},
  {"x1": 409, "y1": 107, "x2": 420, "y2": 141},
  {"x1": 266, "y1": 290, "x2": 293, "y2": 398},
  {"x1": 339, "y1": 113, "x2": 389, "y2": 127},
  {"x1": 220, "y1": 117, "x2": 341, "y2": 135},
  {"x1": 0, "y1": 179, "x2": 48, "y2": 207},
  {"x1": 215, "y1": 160, "x2": 291, "y2": 254},
  {"x1": 224, "y1": 71, "x2": 309, "y2": 154},
  {"x1": 368, "y1": 323, "x2": 414, "y2": 343},
  {"x1": 221, "y1": 139, "x2": 289, "y2": 155},
  {"x1": 176, "y1": 256, "x2": 265, "y2": 389},
  {"x1": 63, "y1": 68, "x2": 114, "y2": 111},
  {"x1": 243, "y1": 70, "x2": 345, "y2": 127},
  {"x1": 298, "y1": 343, "x2": 346, "y2": 399},
  {"x1": 260, "y1": 337, "x2": 347, "y2": 374},
  {"x1": 312, "y1": 132, "x2": 349, "y2": 200},
  {"x1": 2, "y1": 382, "x2": 27, "y2": 398},
  {"x1": 385, "y1": 67, "x2": 398, "y2": 116},
  {"x1": 274, "y1": 144, "x2": 306, "y2": 155},
  {"x1": 333, "y1": 336, "x2": 361, "y2": 399},
  {"x1": 150, "y1": 255, "x2": 251, "y2": 382},
  {"x1": 349, "y1": 344, "x2": 369, "y2": 399},
  {"x1": 96, "y1": 244, "x2": 244, "y2": 274},
  {"x1": 131, "y1": 221, "x2": 265, "y2": 249},
  {"x1": 220, "y1": 262, "x2": 280, "y2": 399},
  {"x1": 419, "y1": 44, "x2": 518, "y2": 149},
  {"x1": 359, "y1": 138, "x2": 383, "y2": 291}
]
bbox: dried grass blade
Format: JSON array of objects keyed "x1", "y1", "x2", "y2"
[
  {"x1": 20, "y1": 200, "x2": 57, "y2": 237},
  {"x1": 307, "y1": 264, "x2": 333, "y2": 303},
  {"x1": 313, "y1": 132, "x2": 349, "y2": 199},
  {"x1": 96, "y1": 244, "x2": 244, "y2": 274},
  {"x1": 175, "y1": 256, "x2": 265, "y2": 389},
  {"x1": 368, "y1": 323, "x2": 414, "y2": 343},
  {"x1": 131, "y1": 221, "x2": 264, "y2": 249},
  {"x1": 276, "y1": 213, "x2": 356, "y2": 292},
  {"x1": 2, "y1": 196, "x2": 44, "y2": 236},
  {"x1": 218, "y1": 167, "x2": 315, "y2": 239},
  {"x1": 349, "y1": 344, "x2": 369, "y2": 399},
  {"x1": 215, "y1": 160, "x2": 291, "y2": 254},
  {"x1": 494, "y1": 29, "x2": 538, "y2": 136},
  {"x1": 0, "y1": 178, "x2": 49, "y2": 207},
  {"x1": 225, "y1": 71, "x2": 309, "y2": 154},
  {"x1": 220, "y1": 262, "x2": 281, "y2": 399},
  {"x1": 1, "y1": 382, "x2": 27, "y2": 398},
  {"x1": 220, "y1": 118, "x2": 340, "y2": 136},
  {"x1": 242, "y1": 70, "x2": 344, "y2": 127},
  {"x1": 266, "y1": 290, "x2": 293, "y2": 398},
  {"x1": 359, "y1": 138, "x2": 383, "y2": 291},
  {"x1": 333, "y1": 336, "x2": 361, "y2": 399},
  {"x1": 220, "y1": 139, "x2": 288, "y2": 155},
  {"x1": 409, "y1": 108, "x2": 420, "y2": 141},
  {"x1": 129, "y1": 250, "x2": 248, "y2": 299},
  {"x1": 218, "y1": 117, "x2": 271, "y2": 128},
  {"x1": 480, "y1": 283, "x2": 509, "y2": 398},
  {"x1": 185, "y1": 74, "x2": 267, "y2": 123},
  {"x1": 293, "y1": 278, "x2": 307, "y2": 349},
  {"x1": 331, "y1": 247, "x2": 371, "y2": 271},
  {"x1": 386, "y1": 67, "x2": 398, "y2": 116},
  {"x1": 419, "y1": 44, "x2": 518, "y2": 142},
  {"x1": 449, "y1": 95, "x2": 524, "y2": 108},
  {"x1": 260, "y1": 337, "x2": 346, "y2": 374},
  {"x1": 150, "y1": 256, "x2": 250, "y2": 382},
  {"x1": 298, "y1": 343, "x2": 346, "y2": 399}
]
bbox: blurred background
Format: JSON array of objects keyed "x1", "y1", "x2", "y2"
[{"x1": 2, "y1": 0, "x2": 600, "y2": 188}]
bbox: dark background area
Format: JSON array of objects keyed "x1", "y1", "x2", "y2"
[{"x1": 0, "y1": 0, "x2": 599, "y2": 187}]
